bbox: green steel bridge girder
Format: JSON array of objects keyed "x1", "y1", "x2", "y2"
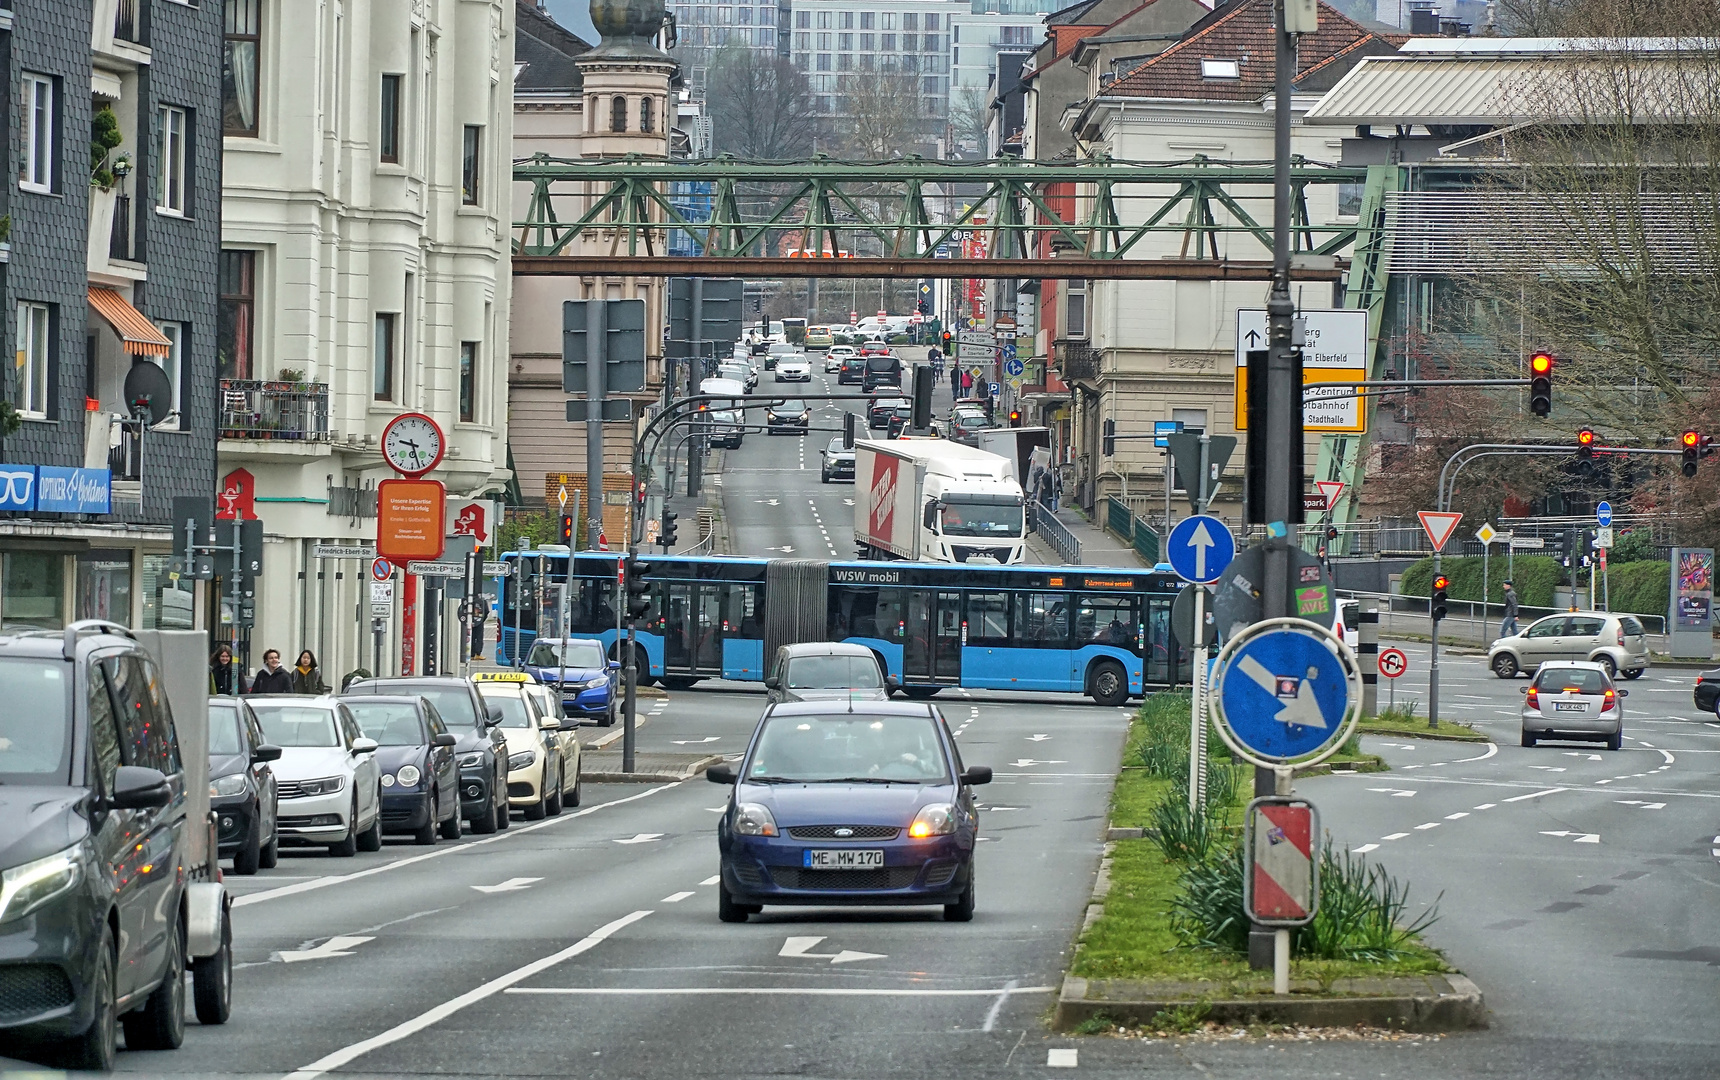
[{"x1": 512, "y1": 155, "x2": 1372, "y2": 262}]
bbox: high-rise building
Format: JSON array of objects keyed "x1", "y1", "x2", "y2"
[{"x1": 668, "y1": 0, "x2": 783, "y2": 92}]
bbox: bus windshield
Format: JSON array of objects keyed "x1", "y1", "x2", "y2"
[{"x1": 940, "y1": 500, "x2": 1023, "y2": 538}]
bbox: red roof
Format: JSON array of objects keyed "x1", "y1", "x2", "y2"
[{"x1": 1108, "y1": 0, "x2": 1405, "y2": 100}]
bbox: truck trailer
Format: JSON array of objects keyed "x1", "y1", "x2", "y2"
[{"x1": 853, "y1": 440, "x2": 1026, "y2": 564}]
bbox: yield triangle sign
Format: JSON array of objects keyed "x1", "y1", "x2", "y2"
[
  {"x1": 1418, "y1": 511, "x2": 1463, "y2": 552},
  {"x1": 1315, "y1": 481, "x2": 1345, "y2": 510}
]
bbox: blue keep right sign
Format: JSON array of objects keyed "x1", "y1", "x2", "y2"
[{"x1": 1215, "y1": 624, "x2": 1353, "y2": 762}]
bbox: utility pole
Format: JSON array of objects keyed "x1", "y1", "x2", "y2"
[{"x1": 584, "y1": 300, "x2": 607, "y2": 552}]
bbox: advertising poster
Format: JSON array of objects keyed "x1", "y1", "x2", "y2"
[{"x1": 1676, "y1": 549, "x2": 1714, "y2": 629}]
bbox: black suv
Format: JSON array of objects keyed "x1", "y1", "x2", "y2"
[
  {"x1": 838, "y1": 356, "x2": 867, "y2": 385},
  {"x1": 343, "y1": 677, "x2": 512, "y2": 833},
  {"x1": 0, "y1": 622, "x2": 197, "y2": 1068}
]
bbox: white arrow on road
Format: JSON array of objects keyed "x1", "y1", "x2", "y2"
[
  {"x1": 1188, "y1": 519, "x2": 1217, "y2": 579},
  {"x1": 768, "y1": 546, "x2": 797, "y2": 553},
  {"x1": 1009, "y1": 758, "x2": 1067, "y2": 767},
  {"x1": 779, "y1": 936, "x2": 886, "y2": 965},
  {"x1": 1615, "y1": 800, "x2": 1666, "y2": 810},
  {"x1": 472, "y1": 877, "x2": 542, "y2": 894},
  {"x1": 1527, "y1": 766, "x2": 1567, "y2": 772},
  {"x1": 1237, "y1": 655, "x2": 1328, "y2": 729},
  {"x1": 671, "y1": 737, "x2": 722, "y2": 745},
  {"x1": 279, "y1": 936, "x2": 373, "y2": 963},
  {"x1": 1367, "y1": 787, "x2": 1418, "y2": 798},
  {"x1": 614, "y1": 833, "x2": 665, "y2": 844},
  {"x1": 1026, "y1": 734, "x2": 1052, "y2": 742},
  {"x1": 1563, "y1": 753, "x2": 1604, "y2": 761},
  {"x1": 1540, "y1": 831, "x2": 1601, "y2": 843}
]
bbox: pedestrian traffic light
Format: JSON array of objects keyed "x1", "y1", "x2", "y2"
[
  {"x1": 558, "y1": 514, "x2": 575, "y2": 545},
  {"x1": 1431, "y1": 575, "x2": 1449, "y2": 623},
  {"x1": 1102, "y1": 418, "x2": 1116, "y2": 456},
  {"x1": 1528, "y1": 352, "x2": 1554, "y2": 416},
  {"x1": 1561, "y1": 528, "x2": 1576, "y2": 566},
  {"x1": 1683, "y1": 430, "x2": 1701, "y2": 476},
  {"x1": 1008, "y1": 409, "x2": 1021, "y2": 427},
  {"x1": 1326, "y1": 526, "x2": 1339, "y2": 541},
  {"x1": 626, "y1": 557, "x2": 652, "y2": 620},
  {"x1": 1576, "y1": 428, "x2": 1595, "y2": 460},
  {"x1": 660, "y1": 508, "x2": 679, "y2": 548}
]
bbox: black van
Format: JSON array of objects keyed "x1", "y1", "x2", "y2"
[{"x1": 862, "y1": 353, "x2": 904, "y2": 391}]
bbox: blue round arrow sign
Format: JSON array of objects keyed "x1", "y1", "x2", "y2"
[
  {"x1": 1166, "y1": 514, "x2": 1235, "y2": 584},
  {"x1": 1217, "y1": 627, "x2": 1352, "y2": 761}
]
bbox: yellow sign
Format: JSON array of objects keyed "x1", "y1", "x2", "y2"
[
  {"x1": 471, "y1": 671, "x2": 533, "y2": 683},
  {"x1": 1475, "y1": 522, "x2": 1499, "y2": 544},
  {"x1": 1233, "y1": 367, "x2": 1367, "y2": 434}
]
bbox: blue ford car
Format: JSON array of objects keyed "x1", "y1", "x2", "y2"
[
  {"x1": 709, "y1": 700, "x2": 990, "y2": 922},
  {"x1": 522, "y1": 637, "x2": 619, "y2": 726}
]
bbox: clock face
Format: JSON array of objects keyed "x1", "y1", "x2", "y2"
[{"x1": 382, "y1": 414, "x2": 444, "y2": 476}]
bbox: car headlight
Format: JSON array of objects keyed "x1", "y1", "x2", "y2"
[
  {"x1": 508, "y1": 751, "x2": 537, "y2": 771},
  {"x1": 0, "y1": 845, "x2": 82, "y2": 925},
  {"x1": 583, "y1": 677, "x2": 609, "y2": 689},
  {"x1": 909, "y1": 803, "x2": 957, "y2": 838},
  {"x1": 210, "y1": 773, "x2": 249, "y2": 798},
  {"x1": 381, "y1": 773, "x2": 396, "y2": 787},
  {"x1": 396, "y1": 764, "x2": 421, "y2": 787},
  {"x1": 732, "y1": 802, "x2": 779, "y2": 837},
  {"x1": 298, "y1": 775, "x2": 347, "y2": 797},
  {"x1": 458, "y1": 752, "x2": 486, "y2": 768}
]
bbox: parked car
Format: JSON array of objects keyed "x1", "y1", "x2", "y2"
[
  {"x1": 764, "y1": 642, "x2": 894, "y2": 704},
  {"x1": 942, "y1": 407, "x2": 988, "y2": 445},
  {"x1": 775, "y1": 356, "x2": 812, "y2": 382},
  {"x1": 767, "y1": 398, "x2": 811, "y2": 434},
  {"x1": 343, "y1": 677, "x2": 512, "y2": 833},
  {"x1": 1487, "y1": 611, "x2": 1650, "y2": 679},
  {"x1": 522, "y1": 681, "x2": 583, "y2": 808},
  {"x1": 869, "y1": 393, "x2": 908, "y2": 429},
  {"x1": 805, "y1": 325, "x2": 835, "y2": 348},
  {"x1": 820, "y1": 437, "x2": 856, "y2": 483},
  {"x1": 522, "y1": 636, "x2": 620, "y2": 725},
  {"x1": 248, "y1": 697, "x2": 382, "y2": 856},
  {"x1": 0, "y1": 626, "x2": 199, "y2": 1067},
  {"x1": 708, "y1": 700, "x2": 990, "y2": 923},
  {"x1": 208, "y1": 696, "x2": 281, "y2": 874},
  {"x1": 1520, "y1": 661, "x2": 1626, "y2": 750},
  {"x1": 1693, "y1": 668, "x2": 1720, "y2": 713},
  {"x1": 839, "y1": 356, "x2": 868, "y2": 384},
  {"x1": 342, "y1": 695, "x2": 463, "y2": 844},
  {"x1": 474, "y1": 678, "x2": 578, "y2": 820}
]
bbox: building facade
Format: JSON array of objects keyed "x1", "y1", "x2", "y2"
[
  {"x1": 0, "y1": 0, "x2": 224, "y2": 632},
  {"x1": 220, "y1": 0, "x2": 515, "y2": 679}
]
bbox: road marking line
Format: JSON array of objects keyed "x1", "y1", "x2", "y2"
[
  {"x1": 661, "y1": 891, "x2": 695, "y2": 903},
  {"x1": 1503, "y1": 787, "x2": 1567, "y2": 802},
  {"x1": 1474, "y1": 803, "x2": 1497, "y2": 810},
  {"x1": 1381, "y1": 832, "x2": 1409, "y2": 840},
  {"x1": 236, "y1": 784, "x2": 676, "y2": 908},
  {"x1": 1353, "y1": 843, "x2": 1379, "y2": 853},
  {"x1": 1444, "y1": 812, "x2": 1469, "y2": 820},
  {"x1": 701, "y1": 875, "x2": 720, "y2": 885},
  {"x1": 1414, "y1": 822, "x2": 1440, "y2": 830},
  {"x1": 285, "y1": 910, "x2": 652, "y2": 1080},
  {"x1": 506, "y1": 985, "x2": 1057, "y2": 997},
  {"x1": 1048, "y1": 1048, "x2": 1079, "y2": 1068}
]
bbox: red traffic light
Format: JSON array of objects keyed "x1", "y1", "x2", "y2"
[
  {"x1": 1577, "y1": 429, "x2": 1595, "y2": 447},
  {"x1": 1684, "y1": 430, "x2": 1701, "y2": 447},
  {"x1": 1432, "y1": 575, "x2": 1450, "y2": 591},
  {"x1": 1530, "y1": 352, "x2": 1554, "y2": 375}
]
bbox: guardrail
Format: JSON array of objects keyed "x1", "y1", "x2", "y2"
[
  {"x1": 1104, "y1": 496, "x2": 1160, "y2": 564},
  {"x1": 1339, "y1": 588, "x2": 1670, "y2": 649},
  {"x1": 1028, "y1": 499, "x2": 1081, "y2": 564}
]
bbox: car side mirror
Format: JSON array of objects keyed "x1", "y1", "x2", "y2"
[
  {"x1": 961, "y1": 766, "x2": 993, "y2": 787},
  {"x1": 253, "y1": 743, "x2": 283, "y2": 763},
  {"x1": 541, "y1": 717, "x2": 563, "y2": 731},
  {"x1": 111, "y1": 765, "x2": 172, "y2": 810},
  {"x1": 1618, "y1": 689, "x2": 1629, "y2": 697},
  {"x1": 1520, "y1": 686, "x2": 1529, "y2": 694},
  {"x1": 706, "y1": 763, "x2": 737, "y2": 784},
  {"x1": 609, "y1": 660, "x2": 622, "y2": 670},
  {"x1": 351, "y1": 737, "x2": 379, "y2": 755},
  {"x1": 434, "y1": 732, "x2": 458, "y2": 747},
  {"x1": 488, "y1": 707, "x2": 504, "y2": 725},
  {"x1": 885, "y1": 674, "x2": 900, "y2": 691},
  {"x1": 764, "y1": 676, "x2": 780, "y2": 690}
]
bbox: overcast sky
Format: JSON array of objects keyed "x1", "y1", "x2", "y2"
[{"x1": 541, "y1": 0, "x2": 600, "y2": 45}]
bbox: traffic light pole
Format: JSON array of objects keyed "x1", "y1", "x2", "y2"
[{"x1": 585, "y1": 300, "x2": 607, "y2": 551}]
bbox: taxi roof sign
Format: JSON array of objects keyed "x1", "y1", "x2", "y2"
[{"x1": 471, "y1": 671, "x2": 534, "y2": 683}]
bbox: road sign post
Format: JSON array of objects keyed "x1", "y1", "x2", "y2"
[
  {"x1": 1417, "y1": 510, "x2": 1463, "y2": 731},
  {"x1": 1244, "y1": 797, "x2": 1321, "y2": 995},
  {"x1": 1377, "y1": 646, "x2": 1408, "y2": 711},
  {"x1": 1167, "y1": 514, "x2": 1235, "y2": 812}
]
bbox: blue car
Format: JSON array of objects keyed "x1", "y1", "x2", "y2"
[
  {"x1": 708, "y1": 700, "x2": 991, "y2": 922},
  {"x1": 522, "y1": 637, "x2": 619, "y2": 726}
]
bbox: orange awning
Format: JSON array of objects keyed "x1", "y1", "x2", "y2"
[{"x1": 88, "y1": 286, "x2": 172, "y2": 357}]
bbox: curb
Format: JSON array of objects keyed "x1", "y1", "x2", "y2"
[
  {"x1": 1053, "y1": 973, "x2": 1488, "y2": 1033},
  {"x1": 584, "y1": 753, "x2": 723, "y2": 784},
  {"x1": 1356, "y1": 727, "x2": 1489, "y2": 744}
]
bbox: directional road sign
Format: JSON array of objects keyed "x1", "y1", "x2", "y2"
[
  {"x1": 1003, "y1": 357, "x2": 1025, "y2": 377},
  {"x1": 1597, "y1": 501, "x2": 1613, "y2": 527},
  {"x1": 1213, "y1": 622, "x2": 1356, "y2": 763},
  {"x1": 1378, "y1": 647, "x2": 1408, "y2": 679},
  {"x1": 1166, "y1": 514, "x2": 1235, "y2": 585}
]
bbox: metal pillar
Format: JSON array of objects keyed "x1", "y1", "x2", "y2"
[
  {"x1": 1358, "y1": 606, "x2": 1379, "y2": 716},
  {"x1": 585, "y1": 299, "x2": 607, "y2": 551}
]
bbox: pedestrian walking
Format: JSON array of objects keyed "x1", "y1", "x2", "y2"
[
  {"x1": 291, "y1": 649, "x2": 330, "y2": 695},
  {"x1": 1499, "y1": 581, "x2": 1519, "y2": 638},
  {"x1": 1050, "y1": 467, "x2": 1063, "y2": 512},
  {"x1": 210, "y1": 644, "x2": 237, "y2": 696},
  {"x1": 249, "y1": 649, "x2": 294, "y2": 694}
]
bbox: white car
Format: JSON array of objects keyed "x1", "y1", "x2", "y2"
[
  {"x1": 476, "y1": 682, "x2": 581, "y2": 820},
  {"x1": 825, "y1": 345, "x2": 856, "y2": 373},
  {"x1": 248, "y1": 696, "x2": 382, "y2": 857},
  {"x1": 775, "y1": 357, "x2": 812, "y2": 382}
]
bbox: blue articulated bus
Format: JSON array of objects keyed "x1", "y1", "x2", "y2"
[{"x1": 496, "y1": 551, "x2": 1191, "y2": 706}]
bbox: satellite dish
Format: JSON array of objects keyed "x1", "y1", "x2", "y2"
[{"x1": 123, "y1": 360, "x2": 173, "y2": 426}]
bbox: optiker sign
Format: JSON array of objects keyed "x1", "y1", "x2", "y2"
[{"x1": 0, "y1": 466, "x2": 112, "y2": 514}]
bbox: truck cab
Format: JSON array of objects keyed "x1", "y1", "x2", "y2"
[{"x1": 853, "y1": 441, "x2": 1026, "y2": 565}]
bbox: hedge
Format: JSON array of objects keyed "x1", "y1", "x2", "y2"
[
  {"x1": 1399, "y1": 555, "x2": 1564, "y2": 609},
  {"x1": 1601, "y1": 561, "x2": 1670, "y2": 619}
]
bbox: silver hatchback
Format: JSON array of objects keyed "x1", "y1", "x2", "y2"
[
  {"x1": 1488, "y1": 611, "x2": 1650, "y2": 680},
  {"x1": 764, "y1": 643, "x2": 894, "y2": 704},
  {"x1": 1520, "y1": 661, "x2": 1626, "y2": 750}
]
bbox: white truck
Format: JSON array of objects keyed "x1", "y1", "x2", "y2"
[{"x1": 853, "y1": 440, "x2": 1026, "y2": 564}]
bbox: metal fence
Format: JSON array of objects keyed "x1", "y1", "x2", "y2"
[
  {"x1": 1028, "y1": 499, "x2": 1081, "y2": 564},
  {"x1": 219, "y1": 380, "x2": 331, "y2": 441},
  {"x1": 1104, "y1": 496, "x2": 1160, "y2": 564},
  {"x1": 1341, "y1": 588, "x2": 1670, "y2": 650}
]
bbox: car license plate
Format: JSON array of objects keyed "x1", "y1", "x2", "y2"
[
  {"x1": 804, "y1": 849, "x2": 885, "y2": 870},
  {"x1": 1554, "y1": 702, "x2": 1587, "y2": 713}
]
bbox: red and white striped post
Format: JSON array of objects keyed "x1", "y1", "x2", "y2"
[{"x1": 1244, "y1": 797, "x2": 1320, "y2": 995}]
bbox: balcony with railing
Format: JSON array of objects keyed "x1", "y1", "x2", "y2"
[
  {"x1": 1055, "y1": 339, "x2": 1098, "y2": 383},
  {"x1": 219, "y1": 380, "x2": 332, "y2": 442}
]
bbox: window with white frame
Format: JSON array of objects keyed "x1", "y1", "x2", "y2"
[
  {"x1": 21, "y1": 74, "x2": 56, "y2": 193},
  {"x1": 158, "y1": 107, "x2": 189, "y2": 214},
  {"x1": 15, "y1": 303, "x2": 51, "y2": 418},
  {"x1": 373, "y1": 314, "x2": 396, "y2": 401},
  {"x1": 155, "y1": 323, "x2": 185, "y2": 429},
  {"x1": 1065, "y1": 280, "x2": 1087, "y2": 338}
]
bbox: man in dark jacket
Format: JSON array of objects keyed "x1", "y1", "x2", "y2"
[
  {"x1": 250, "y1": 649, "x2": 294, "y2": 694},
  {"x1": 1499, "y1": 581, "x2": 1520, "y2": 639}
]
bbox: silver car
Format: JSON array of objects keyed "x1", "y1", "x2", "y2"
[
  {"x1": 1488, "y1": 611, "x2": 1649, "y2": 680},
  {"x1": 764, "y1": 643, "x2": 894, "y2": 704},
  {"x1": 1520, "y1": 661, "x2": 1626, "y2": 750}
]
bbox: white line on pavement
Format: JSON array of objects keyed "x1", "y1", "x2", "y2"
[
  {"x1": 1414, "y1": 822, "x2": 1441, "y2": 830},
  {"x1": 1048, "y1": 1048, "x2": 1079, "y2": 1068},
  {"x1": 1503, "y1": 787, "x2": 1568, "y2": 802},
  {"x1": 661, "y1": 891, "x2": 695, "y2": 903},
  {"x1": 236, "y1": 784, "x2": 677, "y2": 908},
  {"x1": 701, "y1": 875, "x2": 720, "y2": 885},
  {"x1": 1382, "y1": 832, "x2": 1409, "y2": 840},
  {"x1": 1354, "y1": 843, "x2": 1379, "y2": 853},
  {"x1": 506, "y1": 985, "x2": 1056, "y2": 997},
  {"x1": 285, "y1": 910, "x2": 653, "y2": 1080},
  {"x1": 982, "y1": 979, "x2": 1020, "y2": 1032}
]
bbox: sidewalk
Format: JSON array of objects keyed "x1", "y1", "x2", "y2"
[{"x1": 1026, "y1": 504, "x2": 1147, "y2": 568}]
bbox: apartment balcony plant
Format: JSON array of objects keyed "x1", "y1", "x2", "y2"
[{"x1": 219, "y1": 372, "x2": 331, "y2": 442}]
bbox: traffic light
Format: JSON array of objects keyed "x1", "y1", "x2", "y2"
[
  {"x1": 1561, "y1": 528, "x2": 1576, "y2": 566},
  {"x1": 1431, "y1": 574, "x2": 1449, "y2": 623},
  {"x1": 1528, "y1": 352, "x2": 1554, "y2": 416},
  {"x1": 1326, "y1": 526, "x2": 1339, "y2": 541},
  {"x1": 917, "y1": 299, "x2": 930, "y2": 316},
  {"x1": 1103, "y1": 418, "x2": 1116, "y2": 456},
  {"x1": 843, "y1": 411, "x2": 857, "y2": 449},
  {"x1": 625, "y1": 557, "x2": 652, "y2": 620},
  {"x1": 941, "y1": 331, "x2": 952, "y2": 352},
  {"x1": 1577, "y1": 428, "x2": 1595, "y2": 461},
  {"x1": 912, "y1": 366, "x2": 934, "y2": 430},
  {"x1": 558, "y1": 514, "x2": 575, "y2": 545},
  {"x1": 1008, "y1": 409, "x2": 1021, "y2": 427},
  {"x1": 1683, "y1": 430, "x2": 1701, "y2": 477},
  {"x1": 660, "y1": 508, "x2": 679, "y2": 548}
]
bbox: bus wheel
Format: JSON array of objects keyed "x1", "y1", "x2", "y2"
[
  {"x1": 903, "y1": 686, "x2": 940, "y2": 700},
  {"x1": 1089, "y1": 661, "x2": 1128, "y2": 707}
]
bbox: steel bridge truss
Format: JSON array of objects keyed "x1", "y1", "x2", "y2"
[{"x1": 513, "y1": 155, "x2": 1370, "y2": 279}]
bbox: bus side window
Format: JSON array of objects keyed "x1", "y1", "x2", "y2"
[
  {"x1": 965, "y1": 592, "x2": 1009, "y2": 645},
  {"x1": 1015, "y1": 592, "x2": 1068, "y2": 649}
]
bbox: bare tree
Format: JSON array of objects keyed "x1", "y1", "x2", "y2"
[
  {"x1": 948, "y1": 84, "x2": 990, "y2": 156},
  {"x1": 843, "y1": 67, "x2": 929, "y2": 158},
  {"x1": 706, "y1": 45, "x2": 821, "y2": 159}
]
